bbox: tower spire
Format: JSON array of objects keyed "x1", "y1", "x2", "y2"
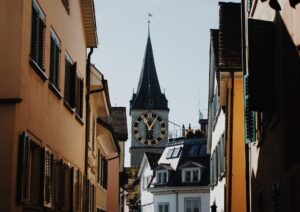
[{"x1": 148, "y1": 13, "x2": 152, "y2": 37}]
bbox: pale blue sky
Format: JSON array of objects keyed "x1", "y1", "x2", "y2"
[{"x1": 92, "y1": 0, "x2": 237, "y2": 166}]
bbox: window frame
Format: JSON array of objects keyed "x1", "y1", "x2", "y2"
[
  {"x1": 182, "y1": 167, "x2": 201, "y2": 183},
  {"x1": 156, "y1": 170, "x2": 168, "y2": 185},
  {"x1": 158, "y1": 202, "x2": 169, "y2": 212},
  {"x1": 184, "y1": 197, "x2": 201, "y2": 212}
]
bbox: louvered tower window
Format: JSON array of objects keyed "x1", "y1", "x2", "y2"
[
  {"x1": 49, "y1": 30, "x2": 61, "y2": 89},
  {"x1": 30, "y1": 0, "x2": 45, "y2": 71}
]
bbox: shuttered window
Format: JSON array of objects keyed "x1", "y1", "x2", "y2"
[
  {"x1": 244, "y1": 74, "x2": 256, "y2": 143},
  {"x1": 30, "y1": 0, "x2": 45, "y2": 71},
  {"x1": 97, "y1": 150, "x2": 101, "y2": 184},
  {"x1": 61, "y1": 163, "x2": 72, "y2": 211},
  {"x1": 101, "y1": 157, "x2": 108, "y2": 189},
  {"x1": 64, "y1": 56, "x2": 76, "y2": 108},
  {"x1": 49, "y1": 30, "x2": 61, "y2": 89},
  {"x1": 17, "y1": 132, "x2": 43, "y2": 206}
]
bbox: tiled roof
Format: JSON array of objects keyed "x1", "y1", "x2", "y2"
[
  {"x1": 218, "y1": 2, "x2": 242, "y2": 71},
  {"x1": 145, "y1": 152, "x2": 162, "y2": 170},
  {"x1": 130, "y1": 36, "x2": 169, "y2": 111}
]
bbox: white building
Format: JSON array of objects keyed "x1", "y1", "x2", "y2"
[
  {"x1": 146, "y1": 137, "x2": 210, "y2": 212},
  {"x1": 138, "y1": 152, "x2": 162, "y2": 212},
  {"x1": 207, "y1": 29, "x2": 226, "y2": 212}
]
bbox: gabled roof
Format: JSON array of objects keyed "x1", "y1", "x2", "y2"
[
  {"x1": 178, "y1": 161, "x2": 206, "y2": 169},
  {"x1": 130, "y1": 36, "x2": 169, "y2": 111},
  {"x1": 145, "y1": 152, "x2": 162, "y2": 170},
  {"x1": 218, "y1": 2, "x2": 242, "y2": 71}
]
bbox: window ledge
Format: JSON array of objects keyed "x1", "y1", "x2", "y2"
[
  {"x1": 48, "y1": 83, "x2": 63, "y2": 100},
  {"x1": 29, "y1": 58, "x2": 48, "y2": 81},
  {"x1": 75, "y1": 113, "x2": 84, "y2": 125},
  {"x1": 63, "y1": 101, "x2": 75, "y2": 114}
]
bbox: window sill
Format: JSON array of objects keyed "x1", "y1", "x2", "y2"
[
  {"x1": 75, "y1": 113, "x2": 84, "y2": 125},
  {"x1": 29, "y1": 58, "x2": 48, "y2": 81},
  {"x1": 48, "y1": 83, "x2": 63, "y2": 100},
  {"x1": 63, "y1": 101, "x2": 75, "y2": 114}
]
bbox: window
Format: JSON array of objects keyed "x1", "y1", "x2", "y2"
[
  {"x1": 92, "y1": 117, "x2": 96, "y2": 151},
  {"x1": 64, "y1": 55, "x2": 76, "y2": 108},
  {"x1": 158, "y1": 203, "x2": 169, "y2": 212},
  {"x1": 156, "y1": 171, "x2": 168, "y2": 184},
  {"x1": 166, "y1": 147, "x2": 182, "y2": 159},
  {"x1": 49, "y1": 30, "x2": 61, "y2": 90},
  {"x1": 30, "y1": 0, "x2": 45, "y2": 73},
  {"x1": 75, "y1": 76, "x2": 84, "y2": 117},
  {"x1": 97, "y1": 150, "x2": 101, "y2": 185},
  {"x1": 182, "y1": 168, "x2": 201, "y2": 183},
  {"x1": 184, "y1": 198, "x2": 201, "y2": 212},
  {"x1": 98, "y1": 155, "x2": 108, "y2": 189},
  {"x1": 189, "y1": 145, "x2": 200, "y2": 157}
]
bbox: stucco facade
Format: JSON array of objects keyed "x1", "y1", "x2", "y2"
[{"x1": 0, "y1": 0, "x2": 97, "y2": 211}]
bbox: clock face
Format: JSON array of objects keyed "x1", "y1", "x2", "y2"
[{"x1": 133, "y1": 112, "x2": 167, "y2": 145}]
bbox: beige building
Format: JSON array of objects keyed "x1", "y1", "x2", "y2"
[{"x1": 0, "y1": 0, "x2": 129, "y2": 211}]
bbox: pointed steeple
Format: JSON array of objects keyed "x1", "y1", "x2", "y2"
[{"x1": 130, "y1": 34, "x2": 168, "y2": 111}]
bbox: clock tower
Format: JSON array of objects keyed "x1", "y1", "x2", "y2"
[{"x1": 129, "y1": 33, "x2": 169, "y2": 167}]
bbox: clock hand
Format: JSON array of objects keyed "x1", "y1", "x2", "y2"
[
  {"x1": 141, "y1": 115, "x2": 151, "y2": 129},
  {"x1": 149, "y1": 116, "x2": 158, "y2": 129}
]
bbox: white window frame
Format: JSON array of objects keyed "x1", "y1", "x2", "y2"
[
  {"x1": 184, "y1": 197, "x2": 201, "y2": 212},
  {"x1": 182, "y1": 168, "x2": 201, "y2": 183},
  {"x1": 158, "y1": 202, "x2": 169, "y2": 212},
  {"x1": 156, "y1": 170, "x2": 168, "y2": 184}
]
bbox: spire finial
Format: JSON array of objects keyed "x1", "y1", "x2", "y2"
[{"x1": 148, "y1": 13, "x2": 153, "y2": 37}]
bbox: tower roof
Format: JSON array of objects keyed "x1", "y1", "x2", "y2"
[{"x1": 130, "y1": 35, "x2": 169, "y2": 111}]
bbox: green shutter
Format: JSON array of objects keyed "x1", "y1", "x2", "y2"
[{"x1": 244, "y1": 74, "x2": 256, "y2": 143}]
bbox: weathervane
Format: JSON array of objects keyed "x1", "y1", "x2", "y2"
[{"x1": 148, "y1": 13, "x2": 153, "y2": 36}]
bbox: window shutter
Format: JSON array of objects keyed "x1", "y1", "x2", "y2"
[
  {"x1": 30, "y1": 6, "x2": 38, "y2": 62},
  {"x1": 78, "y1": 170, "x2": 83, "y2": 211},
  {"x1": 43, "y1": 148, "x2": 52, "y2": 208},
  {"x1": 248, "y1": 19, "x2": 276, "y2": 112},
  {"x1": 75, "y1": 77, "x2": 83, "y2": 117},
  {"x1": 69, "y1": 62, "x2": 77, "y2": 108},
  {"x1": 17, "y1": 132, "x2": 31, "y2": 203},
  {"x1": 51, "y1": 156, "x2": 58, "y2": 209},
  {"x1": 103, "y1": 159, "x2": 108, "y2": 189},
  {"x1": 244, "y1": 74, "x2": 256, "y2": 143},
  {"x1": 50, "y1": 37, "x2": 60, "y2": 89},
  {"x1": 64, "y1": 59, "x2": 71, "y2": 103},
  {"x1": 37, "y1": 15, "x2": 45, "y2": 69}
]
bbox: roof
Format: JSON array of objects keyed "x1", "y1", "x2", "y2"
[
  {"x1": 145, "y1": 152, "x2": 162, "y2": 170},
  {"x1": 80, "y1": 0, "x2": 98, "y2": 47},
  {"x1": 153, "y1": 137, "x2": 210, "y2": 188},
  {"x1": 130, "y1": 36, "x2": 169, "y2": 111},
  {"x1": 97, "y1": 117, "x2": 120, "y2": 153},
  {"x1": 218, "y1": 2, "x2": 242, "y2": 71},
  {"x1": 101, "y1": 107, "x2": 128, "y2": 141}
]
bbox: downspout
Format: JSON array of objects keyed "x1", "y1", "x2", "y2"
[
  {"x1": 176, "y1": 191, "x2": 178, "y2": 212},
  {"x1": 228, "y1": 71, "x2": 234, "y2": 212},
  {"x1": 241, "y1": 1, "x2": 251, "y2": 212},
  {"x1": 85, "y1": 47, "x2": 94, "y2": 212}
]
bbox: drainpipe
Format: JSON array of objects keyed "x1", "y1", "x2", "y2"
[
  {"x1": 228, "y1": 71, "x2": 234, "y2": 212},
  {"x1": 241, "y1": 1, "x2": 251, "y2": 212},
  {"x1": 85, "y1": 47, "x2": 93, "y2": 212}
]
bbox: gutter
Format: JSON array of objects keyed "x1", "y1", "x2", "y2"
[{"x1": 241, "y1": 1, "x2": 251, "y2": 212}]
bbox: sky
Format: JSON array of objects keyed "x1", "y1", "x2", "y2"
[{"x1": 92, "y1": 0, "x2": 237, "y2": 166}]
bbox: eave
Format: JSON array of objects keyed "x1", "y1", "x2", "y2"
[
  {"x1": 80, "y1": 0, "x2": 98, "y2": 47},
  {"x1": 147, "y1": 186, "x2": 210, "y2": 194}
]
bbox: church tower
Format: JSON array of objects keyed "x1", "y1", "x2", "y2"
[{"x1": 130, "y1": 32, "x2": 169, "y2": 167}]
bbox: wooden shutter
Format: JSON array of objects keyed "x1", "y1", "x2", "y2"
[
  {"x1": 244, "y1": 74, "x2": 256, "y2": 143},
  {"x1": 248, "y1": 18, "x2": 276, "y2": 112},
  {"x1": 75, "y1": 77, "x2": 83, "y2": 117},
  {"x1": 78, "y1": 170, "x2": 83, "y2": 211},
  {"x1": 49, "y1": 37, "x2": 60, "y2": 88},
  {"x1": 103, "y1": 158, "x2": 108, "y2": 189},
  {"x1": 51, "y1": 156, "x2": 58, "y2": 209},
  {"x1": 30, "y1": 6, "x2": 38, "y2": 62},
  {"x1": 37, "y1": 14, "x2": 45, "y2": 69},
  {"x1": 17, "y1": 132, "x2": 31, "y2": 203},
  {"x1": 43, "y1": 148, "x2": 52, "y2": 208},
  {"x1": 69, "y1": 62, "x2": 77, "y2": 108},
  {"x1": 56, "y1": 160, "x2": 63, "y2": 209},
  {"x1": 64, "y1": 59, "x2": 71, "y2": 103}
]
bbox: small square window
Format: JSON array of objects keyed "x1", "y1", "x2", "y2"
[
  {"x1": 166, "y1": 149, "x2": 174, "y2": 159},
  {"x1": 171, "y1": 147, "x2": 181, "y2": 158}
]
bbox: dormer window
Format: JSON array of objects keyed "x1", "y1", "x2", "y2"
[
  {"x1": 182, "y1": 168, "x2": 201, "y2": 183},
  {"x1": 156, "y1": 170, "x2": 168, "y2": 184},
  {"x1": 166, "y1": 147, "x2": 182, "y2": 159}
]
